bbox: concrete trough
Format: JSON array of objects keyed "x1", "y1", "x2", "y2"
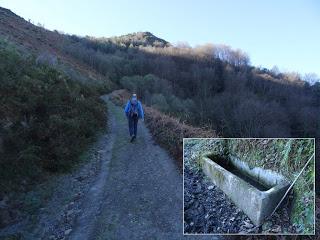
[{"x1": 200, "y1": 153, "x2": 291, "y2": 226}]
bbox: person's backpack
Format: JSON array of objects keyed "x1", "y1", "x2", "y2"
[{"x1": 129, "y1": 100, "x2": 139, "y2": 118}]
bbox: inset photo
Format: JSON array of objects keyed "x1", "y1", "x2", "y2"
[{"x1": 183, "y1": 138, "x2": 315, "y2": 235}]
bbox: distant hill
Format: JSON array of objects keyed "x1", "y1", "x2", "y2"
[{"x1": 107, "y1": 31, "x2": 170, "y2": 48}]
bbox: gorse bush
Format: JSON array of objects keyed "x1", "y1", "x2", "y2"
[{"x1": 0, "y1": 42, "x2": 106, "y2": 190}]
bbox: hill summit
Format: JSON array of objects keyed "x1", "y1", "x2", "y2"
[{"x1": 107, "y1": 31, "x2": 170, "y2": 48}]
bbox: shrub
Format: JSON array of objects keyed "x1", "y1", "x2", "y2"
[
  {"x1": 144, "y1": 106, "x2": 216, "y2": 168},
  {"x1": 0, "y1": 42, "x2": 107, "y2": 191}
]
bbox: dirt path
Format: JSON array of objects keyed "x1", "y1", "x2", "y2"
[
  {"x1": 70, "y1": 96, "x2": 218, "y2": 240},
  {"x1": 0, "y1": 95, "x2": 219, "y2": 239}
]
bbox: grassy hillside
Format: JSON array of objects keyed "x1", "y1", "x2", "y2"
[
  {"x1": 0, "y1": 7, "x2": 115, "y2": 88},
  {"x1": 0, "y1": 39, "x2": 107, "y2": 193}
]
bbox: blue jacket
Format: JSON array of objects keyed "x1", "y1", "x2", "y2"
[{"x1": 124, "y1": 100, "x2": 144, "y2": 119}]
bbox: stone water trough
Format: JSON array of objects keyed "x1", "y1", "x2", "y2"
[{"x1": 200, "y1": 153, "x2": 291, "y2": 226}]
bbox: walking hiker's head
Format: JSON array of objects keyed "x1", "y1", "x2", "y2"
[{"x1": 130, "y1": 93, "x2": 138, "y2": 105}]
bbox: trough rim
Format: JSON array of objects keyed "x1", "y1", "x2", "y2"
[{"x1": 201, "y1": 153, "x2": 290, "y2": 193}]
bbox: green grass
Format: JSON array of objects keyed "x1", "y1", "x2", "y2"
[
  {"x1": 226, "y1": 139, "x2": 315, "y2": 233},
  {"x1": 291, "y1": 156, "x2": 315, "y2": 234}
]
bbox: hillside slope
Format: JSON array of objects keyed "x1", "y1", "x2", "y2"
[{"x1": 0, "y1": 7, "x2": 114, "y2": 86}]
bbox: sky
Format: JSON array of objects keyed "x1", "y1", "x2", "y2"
[{"x1": 1, "y1": 0, "x2": 319, "y2": 77}]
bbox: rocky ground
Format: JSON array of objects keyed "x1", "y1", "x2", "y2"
[{"x1": 183, "y1": 141, "x2": 299, "y2": 235}]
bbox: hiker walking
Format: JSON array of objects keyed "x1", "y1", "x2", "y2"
[{"x1": 124, "y1": 94, "x2": 144, "y2": 142}]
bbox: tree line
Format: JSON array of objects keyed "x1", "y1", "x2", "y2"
[{"x1": 60, "y1": 32, "x2": 320, "y2": 138}]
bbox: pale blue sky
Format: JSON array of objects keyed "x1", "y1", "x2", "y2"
[{"x1": 1, "y1": 0, "x2": 319, "y2": 76}]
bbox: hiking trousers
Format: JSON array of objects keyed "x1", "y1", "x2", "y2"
[{"x1": 128, "y1": 116, "x2": 139, "y2": 137}]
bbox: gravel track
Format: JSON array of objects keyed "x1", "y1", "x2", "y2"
[{"x1": 70, "y1": 96, "x2": 219, "y2": 239}]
